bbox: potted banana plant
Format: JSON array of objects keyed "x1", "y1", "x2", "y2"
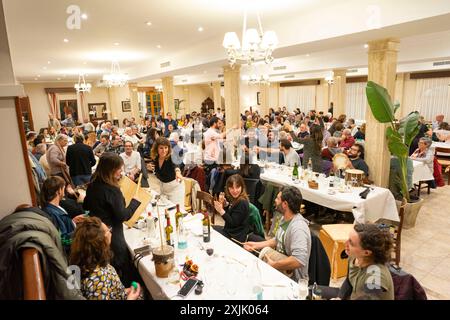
[{"x1": 366, "y1": 81, "x2": 424, "y2": 228}]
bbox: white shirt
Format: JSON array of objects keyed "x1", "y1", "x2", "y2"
[
  {"x1": 283, "y1": 148, "x2": 301, "y2": 167},
  {"x1": 123, "y1": 134, "x2": 140, "y2": 150},
  {"x1": 120, "y1": 151, "x2": 141, "y2": 174},
  {"x1": 204, "y1": 127, "x2": 221, "y2": 162}
]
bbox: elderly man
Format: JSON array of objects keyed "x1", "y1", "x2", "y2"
[
  {"x1": 34, "y1": 143, "x2": 47, "y2": 161},
  {"x1": 120, "y1": 141, "x2": 141, "y2": 181},
  {"x1": 160, "y1": 111, "x2": 178, "y2": 137},
  {"x1": 297, "y1": 123, "x2": 310, "y2": 139},
  {"x1": 244, "y1": 186, "x2": 311, "y2": 282},
  {"x1": 61, "y1": 114, "x2": 75, "y2": 128},
  {"x1": 280, "y1": 139, "x2": 300, "y2": 167},
  {"x1": 321, "y1": 137, "x2": 342, "y2": 161},
  {"x1": 81, "y1": 118, "x2": 95, "y2": 133},
  {"x1": 339, "y1": 129, "x2": 355, "y2": 150},
  {"x1": 66, "y1": 134, "x2": 96, "y2": 186},
  {"x1": 93, "y1": 133, "x2": 111, "y2": 157},
  {"x1": 432, "y1": 114, "x2": 445, "y2": 131},
  {"x1": 123, "y1": 127, "x2": 140, "y2": 150},
  {"x1": 106, "y1": 135, "x2": 124, "y2": 155},
  {"x1": 48, "y1": 114, "x2": 61, "y2": 132}
]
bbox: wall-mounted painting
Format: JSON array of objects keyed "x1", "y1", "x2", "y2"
[
  {"x1": 257, "y1": 92, "x2": 261, "y2": 105},
  {"x1": 88, "y1": 103, "x2": 107, "y2": 121},
  {"x1": 122, "y1": 100, "x2": 131, "y2": 112},
  {"x1": 60, "y1": 99, "x2": 78, "y2": 121}
]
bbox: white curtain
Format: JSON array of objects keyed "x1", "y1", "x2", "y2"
[
  {"x1": 281, "y1": 86, "x2": 316, "y2": 112},
  {"x1": 412, "y1": 77, "x2": 450, "y2": 121},
  {"x1": 346, "y1": 82, "x2": 367, "y2": 121}
]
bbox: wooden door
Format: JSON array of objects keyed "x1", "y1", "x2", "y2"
[
  {"x1": 17, "y1": 96, "x2": 34, "y2": 132},
  {"x1": 146, "y1": 91, "x2": 164, "y2": 117}
]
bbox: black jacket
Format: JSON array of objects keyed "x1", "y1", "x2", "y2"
[
  {"x1": 66, "y1": 142, "x2": 96, "y2": 176},
  {"x1": 308, "y1": 233, "x2": 331, "y2": 286},
  {"x1": 222, "y1": 199, "x2": 250, "y2": 243},
  {"x1": 83, "y1": 180, "x2": 140, "y2": 285}
]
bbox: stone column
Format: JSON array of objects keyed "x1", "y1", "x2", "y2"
[
  {"x1": 107, "y1": 87, "x2": 119, "y2": 121},
  {"x1": 212, "y1": 81, "x2": 222, "y2": 112},
  {"x1": 128, "y1": 82, "x2": 140, "y2": 119},
  {"x1": 162, "y1": 76, "x2": 174, "y2": 116},
  {"x1": 182, "y1": 86, "x2": 190, "y2": 115},
  {"x1": 394, "y1": 73, "x2": 406, "y2": 118},
  {"x1": 223, "y1": 65, "x2": 241, "y2": 131},
  {"x1": 366, "y1": 38, "x2": 399, "y2": 188},
  {"x1": 318, "y1": 79, "x2": 331, "y2": 113},
  {"x1": 332, "y1": 69, "x2": 347, "y2": 117},
  {"x1": 258, "y1": 83, "x2": 270, "y2": 117}
]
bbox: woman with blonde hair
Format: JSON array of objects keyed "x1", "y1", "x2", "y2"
[
  {"x1": 83, "y1": 153, "x2": 141, "y2": 286},
  {"x1": 147, "y1": 137, "x2": 185, "y2": 209}
]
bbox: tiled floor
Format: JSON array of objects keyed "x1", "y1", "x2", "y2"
[{"x1": 400, "y1": 185, "x2": 450, "y2": 300}]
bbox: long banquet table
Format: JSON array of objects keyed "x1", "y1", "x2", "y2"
[
  {"x1": 259, "y1": 165, "x2": 399, "y2": 223},
  {"x1": 123, "y1": 195, "x2": 299, "y2": 300}
]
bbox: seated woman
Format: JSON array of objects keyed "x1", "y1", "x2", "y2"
[
  {"x1": 70, "y1": 217, "x2": 141, "y2": 300},
  {"x1": 40, "y1": 176, "x2": 85, "y2": 254},
  {"x1": 344, "y1": 223, "x2": 394, "y2": 300},
  {"x1": 213, "y1": 174, "x2": 251, "y2": 243},
  {"x1": 147, "y1": 137, "x2": 185, "y2": 210},
  {"x1": 410, "y1": 137, "x2": 434, "y2": 174}
]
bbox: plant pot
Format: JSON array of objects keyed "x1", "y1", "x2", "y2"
[{"x1": 395, "y1": 198, "x2": 424, "y2": 229}]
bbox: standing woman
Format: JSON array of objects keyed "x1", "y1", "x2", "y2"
[
  {"x1": 147, "y1": 137, "x2": 185, "y2": 210},
  {"x1": 83, "y1": 153, "x2": 141, "y2": 286},
  {"x1": 213, "y1": 174, "x2": 251, "y2": 243},
  {"x1": 290, "y1": 124, "x2": 323, "y2": 172}
]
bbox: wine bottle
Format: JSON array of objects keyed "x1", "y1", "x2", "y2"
[
  {"x1": 292, "y1": 162, "x2": 299, "y2": 181},
  {"x1": 202, "y1": 210, "x2": 211, "y2": 243},
  {"x1": 165, "y1": 210, "x2": 174, "y2": 246},
  {"x1": 307, "y1": 158, "x2": 313, "y2": 174}
]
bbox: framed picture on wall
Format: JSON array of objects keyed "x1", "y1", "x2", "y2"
[
  {"x1": 88, "y1": 103, "x2": 107, "y2": 121},
  {"x1": 257, "y1": 92, "x2": 261, "y2": 105},
  {"x1": 122, "y1": 100, "x2": 131, "y2": 112}
]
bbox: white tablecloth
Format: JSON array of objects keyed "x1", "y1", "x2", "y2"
[
  {"x1": 412, "y1": 160, "x2": 434, "y2": 184},
  {"x1": 123, "y1": 197, "x2": 299, "y2": 300},
  {"x1": 260, "y1": 166, "x2": 399, "y2": 223}
]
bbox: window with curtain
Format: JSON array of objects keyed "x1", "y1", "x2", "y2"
[
  {"x1": 413, "y1": 77, "x2": 450, "y2": 121},
  {"x1": 281, "y1": 86, "x2": 316, "y2": 112},
  {"x1": 345, "y1": 82, "x2": 367, "y2": 121}
]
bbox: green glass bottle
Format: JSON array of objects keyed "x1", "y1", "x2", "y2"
[
  {"x1": 292, "y1": 162, "x2": 299, "y2": 181},
  {"x1": 175, "y1": 204, "x2": 183, "y2": 230},
  {"x1": 165, "y1": 210, "x2": 174, "y2": 246}
]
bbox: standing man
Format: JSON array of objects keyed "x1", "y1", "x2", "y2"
[
  {"x1": 48, "y1": 113, "x2": 61, "y2": 133},
  {"x1": 66, "y1": 134, "x2": 96, "y2": 186},
  {"x1": 216, "y1": 108, "x2": 224, "y2": 120},
  {"x1": 160, "y1": 111, "x2": 178, "y2": 137}
]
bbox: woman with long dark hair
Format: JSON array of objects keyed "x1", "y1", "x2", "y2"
[
  {"x1": 291, "y1": 124, "x2": 323, "y2": 172},
  {"x1": 213, "y1": 174, "x2": 251, "y2": 243},
  {"x1": 83, "y1": 153, "x2": 141, "y2": 286}
]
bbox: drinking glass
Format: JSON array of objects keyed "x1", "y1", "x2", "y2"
[{"x1": 298, "y1": 279, "x2": 309, "y2": 300}]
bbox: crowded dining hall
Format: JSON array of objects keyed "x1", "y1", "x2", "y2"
[{"x1": 1, "y1": 0, "x2": 450, "y2": 302}]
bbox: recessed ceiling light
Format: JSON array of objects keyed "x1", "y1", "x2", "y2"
[
  {"x1": 81, "y1": 13, "x2": 88, "y2": 20},
  {"x1": 37, "y1": 75, "x2": 41, "y2": 77},
  {"x1": 43, "y1": 66, "x2": 47, "y2": 70},
  {"x1": 47, "y1": 61, "x2": 51, "y2": 64},
  {"x1": 63, "y1": 74, "x2": 67, "y2": 78},
  {"x1": 83, "y1": 62, "x2": 87, "y2": 65},
  {"x1": 156, "y1": 45, "x2": 161, "y2": 49},
  {"x1": 57, "y1": 78, "x2": 61, "y2": 80},
  {"x1": 364, "y1": 44, "x2": 369, "y2": 49},
  {"x1": 198, "y1": 26, "x2": 204, "y2": 32},
  {"x1": 34, "y1": 78, "x2": 38, "y2": 80},
  {"x1": 146, "y1": 21, "x2": 152, "y2": 26},
  {"x1": 63, "y1": 38, "x2": 69, "y2": 43},
  {"x1": 306, "y1": 54, "x2": 310, "y2": 57},
  {"x1": 114, "y1": 42, "x2": 120, "y2": 46}
]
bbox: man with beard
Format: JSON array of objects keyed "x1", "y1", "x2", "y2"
[
  {"x1": 346, "y1": 144, "x2": 369, "y2": 177},
  {"x1": 243, "y1": 186, "x2": 311, "y2": 282}
]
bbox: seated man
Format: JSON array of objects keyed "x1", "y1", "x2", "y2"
[
  {"x1": 120, "y1": 141, "x2": 141, "y2": 181},
  {"x1": 339, "y1": 129, "x2": 355, "y2": 150},
  {"x1": 346, "y1": 144, "x2": 369, "y2": 177},
  {"x1": 297, "y1": 123, "x2": 310, "y2": 139},
  {"x1": 93, "y1": 133, "x2": 110, "y2": 157},
  {"x1": 280, "y1": 139, "x2": 300, "y2": 167},
  {"x1": 244, "y1": 186, "x2": 311, "y2": 282},
  {"x1": 105, "y1": 134, "x2": 124, "y2": 155},
  {"x1": 321, "y1": 137, "x2": 342, "y2": 161}
]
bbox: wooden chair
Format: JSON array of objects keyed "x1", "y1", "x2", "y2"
[
  {"x1": 376, "y1": 199, "x2": 406, "y2": 268},
  {"x1": 415, "y1": 180, "x2": 431, "y2": 197},
  {"x1": 196, "y1": 190, "x2": 217, "y2": 224},
  {"x1": 435, "y1": 147, "x2": 450, "y2": 185},
  {"x1": 22, "y1": 248, "x2": 46, "y2": 300}
]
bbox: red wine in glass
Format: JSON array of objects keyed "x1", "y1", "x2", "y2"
[{"x1": 206, "y1": 248, "x2": 214, "y2": 256}]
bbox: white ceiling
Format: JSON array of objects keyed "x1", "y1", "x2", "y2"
[{"x1": 3, "y1": 0, "x2": 450, "y2": 86}]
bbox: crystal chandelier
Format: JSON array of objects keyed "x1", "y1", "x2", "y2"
[
  {"x1": 223, "y1": 10, "x2": 278, "y2": 67},
  {"x1": 74, "y1": 73, "x2": 91, "y2": 92},
  {"x1": 103, "y1": 61, "x2": 129, "y2": 87}
]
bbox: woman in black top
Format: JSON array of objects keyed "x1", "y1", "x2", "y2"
[
  {"x1": 213, "y1": 174, "x2": 250, "y2": 243},
  {"x1": 147, "y1": 137, "x2": 185, "y2": 210},
  {"x1": 291, "y1": 124, "x2": 323, "y2": 173},
  {"x1": 83, "y1": 153, "x2": 141, "y2": 286}
]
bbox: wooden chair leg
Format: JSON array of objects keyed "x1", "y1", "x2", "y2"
[{"x1": 417, "y1": 183, "x2": 421, "y2": 197}]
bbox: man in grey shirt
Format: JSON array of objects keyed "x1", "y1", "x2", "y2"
[
  {"x1": 244, "y1": 186, "x2": 311, "y2": 281},
  {"x1": 280, "y1": 139, "x2": 300, "y2": 167}
]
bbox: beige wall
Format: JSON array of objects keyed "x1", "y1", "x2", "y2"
[
  {"x1": 23, "y1": 82, "x2": 131, "y2": 130},
  {"x1": 240, "y1": 82, "x2": 259, "y2": 113},
  {"x1": 174, "y1": 84, "x2": 212, "y2": 114}
]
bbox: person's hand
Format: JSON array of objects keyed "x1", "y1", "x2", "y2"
[
  {"x1": 146, "y1": 162, "x2": 155, "y2": 172},
  {"x1": 72, "y1": 214, "x2": 86, "y2": 224},
  {"x1": 76, "y1": 191, "x2": 86, "y2": 203},
  {"x1": 218, "y1": 192, "x2": 226, "y2": 204},
  {"x1": 253, "y1": 146, "x2": 260, "y2": 153},
  {"x1": 176, "y1": 171, "x2": 183, "y2": 182},
  {"x1": 243, "y1": 241, "x2": 258, "y2": 252},
  {"x1": 126, "y1": 283, "x2": 141, "y2": 300},
  {"x1": 265, "y1": 255, "x2": 275, "y2": 268},
  {"x1": 213, "y1": 200, "x2": 225, "y2": 215}
]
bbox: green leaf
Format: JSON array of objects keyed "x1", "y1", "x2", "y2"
[
  {"x1": 398, "y1": 111, "x2": 420, "y2": 147},
  {"x1": 393, "y1": 102, "x2": 400, "y2": 115},
  {"x1": 386, "y1": 127, "x2": 409, "y2": 158},
  {"x1": 366, "y1": 81, "x2": 395, "y2": 123}
]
